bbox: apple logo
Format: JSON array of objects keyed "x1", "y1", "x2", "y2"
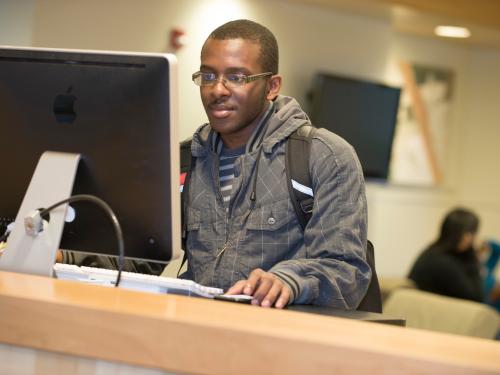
[{"x1": 53, "y1": 86, "x2": 77, "y2": 124}]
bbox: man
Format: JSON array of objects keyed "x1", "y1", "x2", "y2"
[{"x1": 181, "y1": 19, "x2": 370, "y2": 309}]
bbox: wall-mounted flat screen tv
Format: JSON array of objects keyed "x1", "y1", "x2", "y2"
[{"x1": 308, "y1": 73, "x2": 401, "y2": 180}]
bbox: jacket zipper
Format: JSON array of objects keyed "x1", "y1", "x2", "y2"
[{"x1": 215, "y1": 154, "x2": 245, "y2": 261}]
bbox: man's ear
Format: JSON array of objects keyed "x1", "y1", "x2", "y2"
[{"x1": 266, "y1": 75, "x2": 282, "y2": 101}]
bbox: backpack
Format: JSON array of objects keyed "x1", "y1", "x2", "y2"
[{"x1": 180, "y1": 125, "x2": 382, "y2": 313}]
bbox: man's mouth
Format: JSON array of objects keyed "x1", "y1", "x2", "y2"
[{"x1": 209, "y1": 104, "x2": 234, "y2": 119}]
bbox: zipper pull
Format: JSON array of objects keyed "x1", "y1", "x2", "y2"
[{"x1": 216, "y1": 240, "x2": 232, "y2": 258}]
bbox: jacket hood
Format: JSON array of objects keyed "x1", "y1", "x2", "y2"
[{"x1": 191, "y1": 95, "x2": 311, "y2": 157}]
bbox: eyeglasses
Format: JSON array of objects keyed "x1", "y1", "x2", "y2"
[{"x1": 192, "y1": 71, "x2": 273, "y2": 87}]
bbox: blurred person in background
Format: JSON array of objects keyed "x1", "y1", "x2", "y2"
[{"x1": 409, "y1": 208, "x2": 484, "y2": 302}]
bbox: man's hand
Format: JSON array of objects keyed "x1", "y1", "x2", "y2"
[
  {"x1": 56, "y1": 249, "x2": 63, "y2": 263},
  {"x1": 226, "y1": 268, "x2": 291, "y2": 308}
]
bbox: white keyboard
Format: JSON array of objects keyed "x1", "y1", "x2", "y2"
[{"x1": 53, "y1": 263, "x2": 223, "y2": 299}]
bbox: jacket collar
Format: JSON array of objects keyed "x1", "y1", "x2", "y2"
[{"x1": 260, "y1": 95, "x2": 311, "y2": 154}]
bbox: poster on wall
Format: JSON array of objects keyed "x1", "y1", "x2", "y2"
[{"x1": 389, "y1": 62, "x2": 454, "y2": 186}]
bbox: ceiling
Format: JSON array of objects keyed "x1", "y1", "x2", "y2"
[{"x1": 283, "y1": 0, "x2": 500, "y2": 49}]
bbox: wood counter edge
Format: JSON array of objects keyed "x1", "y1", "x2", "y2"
[{"x1": 0, "y1": 271, "x2": 498, "y2": 375}]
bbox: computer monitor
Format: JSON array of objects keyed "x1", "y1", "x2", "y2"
[{"x1": 0, "y1": 46, "x2": 180, "y2": 276}]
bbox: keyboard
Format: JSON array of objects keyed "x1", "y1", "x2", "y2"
[{"x1": 53, "y1": 263, "x2": 223, "y2": 299}]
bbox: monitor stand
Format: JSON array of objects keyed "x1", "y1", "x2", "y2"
[{"x1": 0, "y1": 151, "x2": 80, "y2": 277}]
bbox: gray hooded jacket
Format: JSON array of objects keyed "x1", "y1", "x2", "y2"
[{"x1": 182, "y1": 95, "x2": 370, "y2": 308}]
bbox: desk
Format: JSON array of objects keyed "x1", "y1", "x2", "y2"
[{"x1": 0, "y1": 271, "x2": 499, "y2": 374}]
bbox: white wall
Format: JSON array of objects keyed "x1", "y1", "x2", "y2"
[
  {"x1": 458, "y1": 48, "x2": 500, "y2": 242},
  {"x1": 2, "y1": 0, "x2": 499, "y2": 277},
  {"x1": 0, "y1": 0, "x2": 34, "y2": 45}
]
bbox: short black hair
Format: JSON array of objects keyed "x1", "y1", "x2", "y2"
[{"x1": 205, "y1": 19, "x2": 279, "y2": 74}]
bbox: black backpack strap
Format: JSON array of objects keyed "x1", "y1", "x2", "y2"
[
  {"x1": 180, "y1": 138, "x2": 193, "y2": 244},
  {"x1": 179, "y1": 139, "x2": 194, "y2": 277},
  {"x1": 285, "y1": 125, "x2": 316, "y2": 230},
  {"x1": 180, "y1": 138, "x2": 193, "y2": 174}
]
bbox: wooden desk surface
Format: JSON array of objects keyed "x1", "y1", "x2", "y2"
[{"x1": 0, "y1": 271, "x2": 499, "y2": 374}]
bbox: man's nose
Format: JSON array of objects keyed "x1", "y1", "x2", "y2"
[{"x1": 212, "y1": 77, "x2": 231, "y2": 96}]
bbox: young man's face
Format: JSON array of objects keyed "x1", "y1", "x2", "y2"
[{"x1": 199, "y1": 38, "x2": 280, "y2": 149}]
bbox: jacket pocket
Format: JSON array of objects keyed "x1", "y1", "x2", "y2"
[
  {"x1": 240, "y1": 199, "x2": 300, "y2": 273},
  {"x1": 246, "y1": 199, "x2": 295, "y2": 231},
  {"x1": 185, "y1": 206, "x2": 215, "y2": 278}
]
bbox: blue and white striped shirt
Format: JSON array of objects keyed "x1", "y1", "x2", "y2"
[{"x1": 219, "y1": 145, "x2": 245, "y2": 208}]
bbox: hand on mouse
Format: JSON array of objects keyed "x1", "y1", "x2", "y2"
[{"x1": 226, "y1": 268, "x2": 291, "y2": 308}]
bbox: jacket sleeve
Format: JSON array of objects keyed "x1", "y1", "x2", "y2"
[{"x1": 269, "y1": 130, "x2": 371, "y2": 308}]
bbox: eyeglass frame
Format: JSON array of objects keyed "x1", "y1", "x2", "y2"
[{"x1": 192, "y1": 71, "x2": 274, "y2": 87}]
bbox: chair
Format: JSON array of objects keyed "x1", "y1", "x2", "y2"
[
  {"x1": 379, "y1": 276, "x2": 416, "y2": 303},
  {"x1": 356, "y1": 240, "x2": 382, "y2": 313},
  {"x1": 384, "y1": 288, "x2": 500, "y2": 339}
]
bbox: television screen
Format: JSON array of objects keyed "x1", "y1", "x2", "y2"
[{"x1": 308, "y1": 73, "x2": 401, "y2": 180}]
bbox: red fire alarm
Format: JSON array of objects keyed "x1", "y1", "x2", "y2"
[{"x1": 170, "y1": 28, "x2": 186, "y2": 51}]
